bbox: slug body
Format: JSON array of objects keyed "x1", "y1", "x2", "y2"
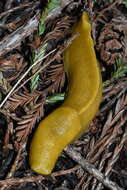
[{"x1": 29, "y1": 12, "x2": 102, "y2": 175}]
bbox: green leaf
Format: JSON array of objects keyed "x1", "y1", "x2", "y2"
[
  {"x1": 30, "y1": 74, "x2": 40, "y2": 92},
  {"x1": 123, "y1": 0, "x2": 127, "y2": 7},
  {"x1": 46, "y1": 93, "x2": 65, "y2": 104},
  {"x1": 30, "y1": 43, "x2": 47, "y2": 92},
  {"x1": 39, "y1": 0, "x2": 60, "y2": 35}
]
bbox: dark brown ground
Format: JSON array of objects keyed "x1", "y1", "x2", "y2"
[{"x1": 0, "y1": 0, "x2": 127, "y2": 190}]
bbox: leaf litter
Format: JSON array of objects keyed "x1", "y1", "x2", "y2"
[{"x1": 0, "y1": 0, "x2": 127, "y2": 190}]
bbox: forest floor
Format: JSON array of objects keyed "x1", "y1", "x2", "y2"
[{"x1": 0, "y1": 0, "x2": 127, "y2": 190}]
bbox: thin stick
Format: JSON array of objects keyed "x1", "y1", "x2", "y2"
[
  {"x1": 66, "y1": 146, "x2": 123, "y2": 190},
  {"x1": 0, "y1": 49, "x2": 56, "y2": 108},
  {"x1": 13, "y1": 54, "x2": 56, "y2": 94},
  {"x1": 0, "y1": 166, "x2": 80, "y2": 188},
  {"x1": 0, "y1": 2, "x2": 36, "y2": 19}
]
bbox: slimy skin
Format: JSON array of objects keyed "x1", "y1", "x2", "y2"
[
  {"x1": 29, "y1": 12, "x2": 102, "y2": 175},
  {"x1": 29, "y1": 107, "x2": 81, "y2": 174}
]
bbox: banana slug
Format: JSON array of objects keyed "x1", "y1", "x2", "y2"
[{"x1": 29, "y1": 12, "x2": 102, "y2": 175}]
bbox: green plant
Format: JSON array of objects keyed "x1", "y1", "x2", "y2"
[
  {"x1": 46, "y1": 93, "x2": 65, "y2": 104},
  {"x1": 123, "y1": 0, "x2": 127, "y2": 7},
  {"x1": 103, "y1": 58, "x2": 127, "y2": 87},
  {"x1": 30, "y1": 43, "x2": 47, "y2": 92},
  {"x1": 30, "y1": 0, "x2": 60, "y2": 92},
  {"x1": 39, "y1": 0, "x2": 60, "y2": 35}
]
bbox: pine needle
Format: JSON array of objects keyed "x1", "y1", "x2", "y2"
[
  {"x1": 0, "y1": 48, "x2": 56, "y2": 109},
  {"x1": 103, "y1": 58, "x2": 127, "y2": 87}
]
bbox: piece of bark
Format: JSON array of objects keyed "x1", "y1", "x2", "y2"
[{"x1": 0, "y1": 13, "x2": 39, "y2": 57}]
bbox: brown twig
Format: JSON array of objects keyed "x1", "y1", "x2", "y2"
[
  {"x1": 0, "y1": 166, "x2": 81, "y2": 190},
  {"x1": 0, "y1": 2, "x2": 38, "y2": 19},
  {"x1": 0, "y1": 13, "x2": 39, "y2": 57},
  {"x1": 0, "y1": 48, "x2": 56, "y2": 108},
  {"x1": 65, "y1": 146, "x2": 123, "y2": 190},
  {"x1": 80, "y1": 77, "x2": 127, "y2": 189}
]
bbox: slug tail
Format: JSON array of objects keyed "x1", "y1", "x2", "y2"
[{"x1": 29, "y1": 106, "x2": 81, "y2": 175}]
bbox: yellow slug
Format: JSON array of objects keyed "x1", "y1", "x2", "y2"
[{"x1": 29, "y1": 12, "x2": 102, "y2": 175}]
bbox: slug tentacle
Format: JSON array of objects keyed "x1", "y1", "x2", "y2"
[{"x1": 29, "y1": 12, "x2": 102, "y2": 175}]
